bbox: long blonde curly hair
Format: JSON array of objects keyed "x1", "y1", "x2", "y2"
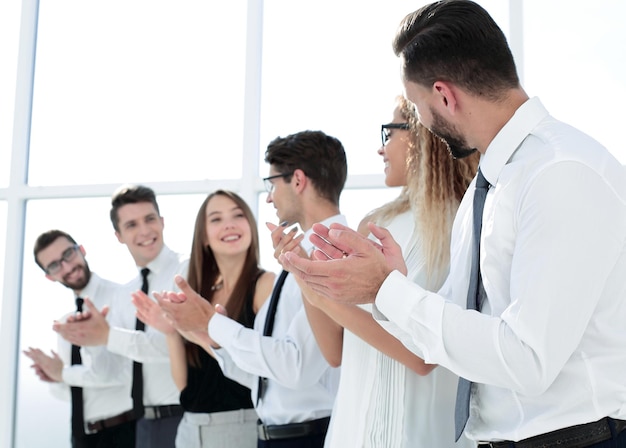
[{"x1": 364, "y1": 96, "x2": 479, "y2": 284}]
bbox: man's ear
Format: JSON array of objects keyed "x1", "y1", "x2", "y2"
[
  {"x1": 433, "y1": 80, "x2": 458, "y2": 114},
  {"x1": 292, "y1": 169, "x2": 307, "y2": 193},
  {"x1": 115, "y1": 231, "x2": 123, "y2": 244}
]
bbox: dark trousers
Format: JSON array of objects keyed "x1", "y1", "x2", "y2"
[
  {"x1": 257, "y1": 433, "x2": 326, "y2": 448},
  {"x1": 72, "y1": 420, "x2": 136, "y2": 448},
  {"x1": 136, "y1": 415, "x2": 182, "y2": 448}
]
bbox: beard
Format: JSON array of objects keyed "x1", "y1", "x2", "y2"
[
  {"x1": 60, "y1": 262, "x2": 91, "y2": 291},
  {"x1": 429, "y1": 107, "x2": 477, "y2": 159}
]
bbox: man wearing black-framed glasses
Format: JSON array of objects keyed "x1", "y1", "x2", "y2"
[{"x1": 25, "y1": 229, "x2": 136, "y2": 448}]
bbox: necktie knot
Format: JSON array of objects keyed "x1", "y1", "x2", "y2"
[
  {"x1": 476, "y1": 169, "x2": 490, "y2": 189},
  {"x1": 140, "y1": 268, "x2": 150, "y2": 294},
  {"x1": 75, "y1": 297, "x2": 84, "y2": 313}
]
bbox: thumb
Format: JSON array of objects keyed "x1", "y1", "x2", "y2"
[
  {"x1": 214, "y1": 304, "x2": 228, "y2": 317},
  {"x1": 174, "y1": 275, "x2": 197, "y2": 299},
  {"x1": 84, "y1": 297, "x2": 98, "y2": 313},
  {"x1": 100, "y1": 305, "x2": 110, "y2": 318},
  {"x1": 266, "y1": 222, "x2": 279, "y2": 232}
]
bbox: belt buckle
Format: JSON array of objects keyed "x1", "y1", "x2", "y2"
[
  {"x1": 144, "y1": 407, "x2": 156, "y2": 420},
  {"x1": 257, "y1": 423, "x2": 270, "y2": 441}
]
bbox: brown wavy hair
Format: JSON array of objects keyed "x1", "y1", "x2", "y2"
[{"x1": 364, "y1": 96, "x2": 479, "y2": 285}]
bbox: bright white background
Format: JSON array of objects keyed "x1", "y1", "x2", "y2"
[{"x1": 1, "y1": 1, "x2": 625, "y2": 447}]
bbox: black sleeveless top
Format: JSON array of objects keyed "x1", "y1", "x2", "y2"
[{"x1": 179, "y1": 273, "x2": 260, "y2": 413}]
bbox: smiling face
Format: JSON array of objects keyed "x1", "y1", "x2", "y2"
[
  {"x1": 378, "y1": 104, "x2": 411, "y2": 187},
  {"x1": 114, "y1": 202, "x2": 165, "y2": 267},
  {"x1": 204, "y1": 194, "x2": 252, "y2": 258},
  {"x1": 265, "y1": 166, "x2": 301, "y2": 226},
  {"x1": 36, "y1": 236, "x2": 91, "y2": 292}
]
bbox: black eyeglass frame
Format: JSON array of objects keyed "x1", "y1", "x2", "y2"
[
  {"x1": 381, "y1": 122, "x2": 410, "y2": 146},
  {"x1": 262, "y1": 172, "x2": 294, "y2": 194},
  {"x1": 45, "y1": 244, "x2": 80, "y2": 275}
]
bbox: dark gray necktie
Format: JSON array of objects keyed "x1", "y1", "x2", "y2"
[
  {"x1": 131, "y1": 267, "x2": 149, "y2": 417},
  {"x1": 70, "y1": 297, "x2": 85, "y2": 437},
  {"x1": 455, "y1": 169, "x2": 490, "y2": 441}
]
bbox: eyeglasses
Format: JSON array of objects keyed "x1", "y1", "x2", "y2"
[
  {"x1": 263, "y1": 172, "x2": 293, "y2": 194},
  {"x1": 45, "y1": 244, "x2": 80, "y2": 275},
  {"x1": 381, "y1": 123, "x2": 410, "y2": 146}
]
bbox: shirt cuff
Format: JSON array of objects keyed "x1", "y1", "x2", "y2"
[
  {"x1": 208, "y1": 313, "x2": 243, "y2": 349},
  {"x1": 375, "y1": 270, "x2": 426, "y2": 326},
  {"x1": 107, "y1": 326, "x2": 132, "y2": 356},
  {"x1": 62, "y1": 364, "x2": 84, "y2": 386}
]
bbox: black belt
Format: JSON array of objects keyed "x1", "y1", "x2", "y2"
[
  {"x1": 257, "y1": 416, "x2": 330, "y2": 441},
  {"x1": 478, "y1": 417, "x2": 626, "y2": 448},
  {"x1": 87, "y1": 409, "x2": 137, "y2": 433},
  {"x1": 143, "y1": 405, "x2": 184, "y2": 420}
]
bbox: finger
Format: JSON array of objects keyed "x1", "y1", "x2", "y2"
[
  {"x1": 325, "y1": 226, "x2": 372, "y2": 257},
  {"x1": 269, "y1": 221, "x2": 290, "y2": 249},
  {"x1": 311, "y1": 249, "x2": 332, "y2": 261},
  {"x1": 368, "y1": 222, "x2": 394, "y2": 246},
  {"x1": 309, "y1": 233, "x2": 346, "y2": 260},
  {"x1": 265, "y1": 221, "x2": 279, "y2": 232}
]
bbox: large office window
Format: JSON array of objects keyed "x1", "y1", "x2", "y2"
[{"x1": 28, "y1": 0, "x2": 248, "y2": 186}]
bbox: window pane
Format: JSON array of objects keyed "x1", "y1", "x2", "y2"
[
  {"x1": 0, "y1": 0, "x2": 21, "y2": 187},
  {"x1": 523, "y1": 0, "x2": 626, "y2": 163},
  {"x1": 258, "y1": 1, "x2": 511, "y2": 178},
  {"x1": 16, "y1": 193, "x2": 204, "y2": 447},
  {"x1": 28, "y1": 0, "x2": 248, "y2": 186}
]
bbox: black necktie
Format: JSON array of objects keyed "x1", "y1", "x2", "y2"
[
  {"x1": 131, "y1": 268, "x2": 149, "y2": 417},
  {"x1": 455, "y1": 169, "x2": 490, "y2": 441},
  {"x1": 70, "y1": 297, "x2": 85, "y2": 437},
  {"x1": 256, "y1": 270, "x2": 289, "y2": 406}
]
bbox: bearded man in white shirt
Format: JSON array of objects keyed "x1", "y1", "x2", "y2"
[
  {"x1": 25, "y1": 229, "x2": 135, "y2": 448},
  {"x1": 280, "y1": 1, "x2": 626, "y2": 448}
]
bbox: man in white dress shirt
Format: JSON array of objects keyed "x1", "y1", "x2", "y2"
[
  {"x1": 280, "y1": 2, "x2": 626, "y2": 448},
  {"x1": 26, "y1": 229, "x2": 135, "y2": 448},
  {"x1": 54, "y1": 185, "x2": 189, "y2": 448},
  {"x1": 158, "y1": 130, "x2": 347, "y2": 448}
]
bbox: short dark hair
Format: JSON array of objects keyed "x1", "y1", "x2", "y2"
[
  {"x1": 33, "y1": 229, "x2": 77, "y2": 270},
  {"x1": 264, "y1": 130, "x2": 347, "y2": 205},
  {"x1": 110, "y1": 184, "x2": 160, "y2": 232},
  {"x1": 393, "y1": 0, "x2": 519, "y2": 100}
]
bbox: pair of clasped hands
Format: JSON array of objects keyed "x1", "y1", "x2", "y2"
[{"x1": 56, "y1": 221, "x2": 407, "y2": 346}]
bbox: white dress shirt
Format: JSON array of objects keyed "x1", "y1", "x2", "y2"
[
  {"x1": 374, "y1": 97, "x2": 626, "y2": 442},
  {"x1": 53, "y1": 273, "x2": 133, "y2": 425},
  {"x1": 209, "y1": 215, "x2": 346, "y2": 426},
  {"x1": 106, "y1": 245, "x2": 189, "y2": 407}
]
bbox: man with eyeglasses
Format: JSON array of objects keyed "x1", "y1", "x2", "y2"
[
  {"x1": 25, "y1": 229, "x2": 136, "y2": 448},
  {"x1": 156, "y1": 130, "x2": 347, "y2": 448}
]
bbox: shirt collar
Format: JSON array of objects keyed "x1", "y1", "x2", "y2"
[
  {"x1": 301, "y1": 214, "x2": 347, "y2": 255},
  {"x1": 140, "y1": 244, "x2": 173, "y2": 276},
  {"x1": 77, "y1": 272, "x2": 101, "y2": 298},
  {"x1": 480, "y1": 97, "x2": 549, "y2": 186}
]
